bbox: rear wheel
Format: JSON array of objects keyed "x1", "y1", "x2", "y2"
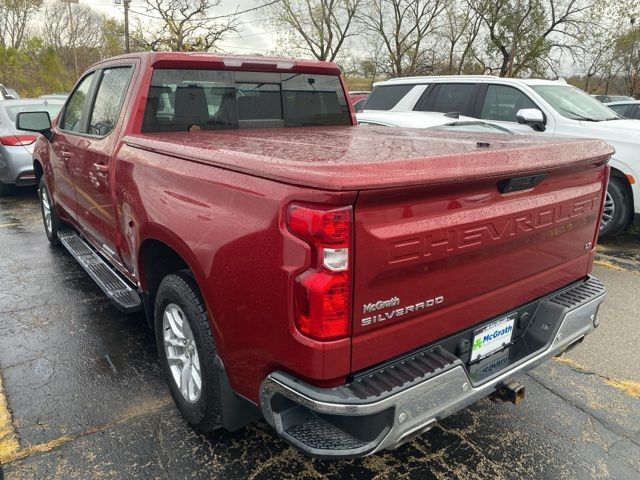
[
  {"x1": 155, "y1": 271, "x2": 221, "y2": 432},
  {"x1": 38, "y1": 177, "x2": 61, "y2": 245},
  {"x1": 600, "y1": 176, "x2": 630, "y2": 238}
]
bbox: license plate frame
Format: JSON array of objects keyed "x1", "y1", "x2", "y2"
[{"x1": 470, "y1": 314, "x2": 517, "y2": 363}]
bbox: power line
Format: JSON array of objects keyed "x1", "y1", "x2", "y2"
[{"x1": 125, "y1": 0, "x2": 281, "y2": 22}]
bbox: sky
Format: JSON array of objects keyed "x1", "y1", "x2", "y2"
[{"x1": 87, "y1": 0, "x2": 279, "y2": 54}]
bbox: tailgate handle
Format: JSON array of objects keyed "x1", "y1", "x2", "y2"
[{"x1": 498, "y1": 173, "x2": 546, "y2": 193}]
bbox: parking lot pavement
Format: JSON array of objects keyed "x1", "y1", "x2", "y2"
[{"x1": 0, "y1": 190, "x2": 639, "y2": 480}]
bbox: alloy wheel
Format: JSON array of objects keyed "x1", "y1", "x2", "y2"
[
  {"x1": 163, "y1": 303, "x2": 202, "y2": 403},
  {"x1": 40, "y1": 185, "x2": 52, "y2": 235},
  {"x1": 600, "y1": 190, "x2": 615, "y2": 231}
]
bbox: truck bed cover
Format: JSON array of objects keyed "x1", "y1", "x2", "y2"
[{"x1": 123, "y1": 126, "x2": 613, "y2": 191}]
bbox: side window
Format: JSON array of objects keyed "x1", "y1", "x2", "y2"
[
  {"x1": 481, "y1": 84, "x2": 537, "y2": 122},
  {"x1": 634, "y1": 106, "x2": 640, "y2": 120},
  {"x1": 89, "y1": 67, "x2": 133, "y2": 136},
  {"x1": 607, "y1": 104, "x2": 627, "y2": 116},
  {"x1": 416, "y1": 83, "x2": 476, "y2": 114},
  {"x1": 364, "y1": 84, "x2": 414, "y2": 110},
  {"x1": 59, "y1": 73, "x2": 95, "y2": 133}
]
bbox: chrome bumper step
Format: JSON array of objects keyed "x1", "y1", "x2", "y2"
[
  {"x1": 260, "y1": 276, "x2": 606, "y2": 459},
  {"x1": 58, "y1": 230, "x2": 142, "y2": 313}
]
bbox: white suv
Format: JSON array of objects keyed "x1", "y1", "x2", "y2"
[{"x1": 363, "y1": 76, "x2": 640, "y2": 237}]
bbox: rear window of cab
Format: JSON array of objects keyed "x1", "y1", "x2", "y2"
[{"x1": 142, "y1": 69, "x2": 351, "y2": 132}]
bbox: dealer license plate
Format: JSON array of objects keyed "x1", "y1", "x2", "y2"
[{"x1": 470, "y1": 314, "x2": 516, "y2": 362}]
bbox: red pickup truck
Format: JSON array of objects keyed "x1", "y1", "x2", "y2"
[{"x1": 17, "y1": 52, "x2": 611, "y2": 458}]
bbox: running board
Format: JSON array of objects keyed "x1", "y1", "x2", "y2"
[{"x1": 58, "y1": 230, "x2": 142, "y2": 313}]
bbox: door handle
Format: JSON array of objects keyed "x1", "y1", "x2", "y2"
[{"x1": 93, "y1": 163, "x2": 109, "y2": 176}]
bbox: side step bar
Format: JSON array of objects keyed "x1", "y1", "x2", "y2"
[{"x1": 58, "y1": 230, "x2": 142, "y2": 313}]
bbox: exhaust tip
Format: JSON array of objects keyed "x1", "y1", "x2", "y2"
[{"x1": 491, "y1": 380, "x2": 525, "y2": 405}]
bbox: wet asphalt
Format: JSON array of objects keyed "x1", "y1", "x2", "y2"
[{"x1": 0, "y1": 189, "x2": 639, "y2": 480}]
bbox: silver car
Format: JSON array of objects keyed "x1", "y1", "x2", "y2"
[{"x1": 0, "y1": 98, "x2": 64, "y2": 195}]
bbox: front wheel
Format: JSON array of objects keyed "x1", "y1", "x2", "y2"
[
  {"x1": 155, "y1": 271, "x2": 221, "y2": 432},
  {"x1": 38, "y1": 177, "x2": 61, "y2": 245},
  {"x1": 600, "y1": 176, "x2": 631, "y2": 238}
]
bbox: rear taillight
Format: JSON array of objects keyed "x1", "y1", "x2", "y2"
[
  {"x1": 287, "y1": 204, "x2": 352, "y2": 341},
  {"x1": 0, "y1": 135, "x2": 37, "y2": 146}
]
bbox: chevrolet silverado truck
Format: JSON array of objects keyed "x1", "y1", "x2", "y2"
[{"x1": 17, "y1": 52, "x2": 611, "y2": 459}]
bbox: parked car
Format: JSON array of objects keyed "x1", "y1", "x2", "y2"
[
  {"x1": 18, "y1": 52, "x2": 610, "y2": 459},
  {"x1": 363, "y1": 75, "x2": 640, "y2": 237},
  {"x1": 0, "y1": 84, "x2": 19, "y2": 99},
  {"x1": 349, "y1": 90, "x2": 370, "y2": 112},
  {"x1": 605, "y1": 100, "x2": 640, "y2": 120},
  {"x1": 593, "y1": 94, "x2": 634, "y2": 103},
  {"x1": 39, "y1": 93, "x2": 69, "y2": 101},
  {"x1": 357, "y1": 110, "x2": 516, "y2": 134},
  {"x1": 0, "y1": 98, "x2": 64, "y2": 195}
]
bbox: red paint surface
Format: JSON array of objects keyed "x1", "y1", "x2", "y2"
[{"x1": 33, "y1": 52, "x2": 613, "y2": 403}]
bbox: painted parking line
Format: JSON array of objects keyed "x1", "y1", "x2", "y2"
[
  {"x1": 0, "y1": 375, "x2": 19, "y2": 464},
  {"x1": 0, "y1": 377, "x2": 172, "y2": 466}
]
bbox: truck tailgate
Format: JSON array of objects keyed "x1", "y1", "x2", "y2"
[{"x1": 351, "y1": 161, "x2": 609, "y2": 372}]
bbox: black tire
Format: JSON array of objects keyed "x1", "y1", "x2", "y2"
[
  {"x1": 0, "y1": 181, "x2": 14, "y2": 196},
  {"x1": 38, "y1": 177, "x2": 62, "y2": 246},
  {"x1": 600, "y1": 176, "x2": 631, "y2": 238},
  {"x1": 155, "y1": 270, "x2": 221, "y2": 432}
]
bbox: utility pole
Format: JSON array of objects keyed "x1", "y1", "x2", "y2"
[
  {"x1": 115, "y1": 0, "x2": 131, "y2": 53},
  {"x1": 61, "y1": 0, "x2": 80, "y2": 79},
  {"x1": 124, "y1": 0, "x2": 130, "y2": 53},
  {"x1": 630, "y1": 18, "x2": 637, "y2": 97}
]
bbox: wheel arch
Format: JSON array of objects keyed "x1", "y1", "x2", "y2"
[
  {"x1": 136, "y1": 231, "x2": 215, "y2": 332},
  {"x1": 138, "y1": 237, "x2": 190, "y2": 300},
  {"x1": 33, "y1": 158, "x2": 44, "y2": 184},
  {"x1": 609, "y1": 166, "x2": 634, "y2": 223}
]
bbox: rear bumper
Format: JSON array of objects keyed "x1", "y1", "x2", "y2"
[
  {"x1": 0, "y1": 146, "x2": 35, "y2": 185},
  {"x1": 259, "y1": 276, "x2": 606, "y2": 458}
]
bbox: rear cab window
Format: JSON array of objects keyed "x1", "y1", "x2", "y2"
[
  {"x1": 363, "y1": 84, "x2": 414, "y2": 110},
  {"x1": 142, "y1": 69, "x2": 351, "y2": 132}
]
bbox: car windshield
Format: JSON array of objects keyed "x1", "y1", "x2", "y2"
[
  {"x1": 432, "y1": 122, "x2": 514, "y2": 134},
  {"x1": 532, "y1": 85, "x2": 618, "y2": 121},
  {"x1": 5, "y1": 102, "x2": 63, "y2": 122}
]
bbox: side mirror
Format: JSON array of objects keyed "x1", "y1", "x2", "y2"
[
  {"x1": 516, "y1": 108, "x2": 545, "y2": 132},
  {"x1": 16, "y1": 111, "x2": 53, "y2": 140}
]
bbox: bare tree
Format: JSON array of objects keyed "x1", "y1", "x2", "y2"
[
  {"x1": 359, "y1": 0, "x2": 445, "y2": 77},
  {"x1": 41, "y1": 1, "x2": 107, "y2": 75},
  {"x1": 267, "y1": 0, "x2": 361, "y2": 62},
  {"x1": 0, "y1": 0, "x2": 43, "y2": 49},
  {"x1": 470, "y1": 0, "x2": 600, "y2": 77},
  {"x1": 441, "y1": 0, "x2": 482, "y2": 74},
  {"x1": 136, "y1": 0, "x2": 237, "y2": 51}
]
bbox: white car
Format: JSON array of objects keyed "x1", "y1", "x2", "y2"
[
  {"x1": 363, "y1": 76, "x2": 640, "y2": 236},
  {"x1": 606, "y1": 100, "x2": 640, "y2": 120},
  {"x1": 357, "y1": 110, "x2": 515, "y2": 134}
]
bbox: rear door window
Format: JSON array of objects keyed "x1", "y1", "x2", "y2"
[
  {"x1": 414, "y1": 83, "x2": 477, "y2": 115},
  {"x1": 364, "y1": 84, "x2": 414, "y2": 110},
  {"x1": 142, "y1": 69, "x2": 350, "y2": 132},
  {"x1": 607, "y1": 104, "x2": 629, "y2": 117},
  {"x1": 481, "y1": 84, "x2": 537, "y2": 122},
  {"x1": 88, "y1": 67, "x2": 133, "y2": 136},
  {"x1": 59, "y1": 73, "x2": 95, "y2": 133}
]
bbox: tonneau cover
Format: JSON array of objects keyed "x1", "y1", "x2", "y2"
[{"x1": 123, "y1": 126, "x2": 613, "y2": 191}]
